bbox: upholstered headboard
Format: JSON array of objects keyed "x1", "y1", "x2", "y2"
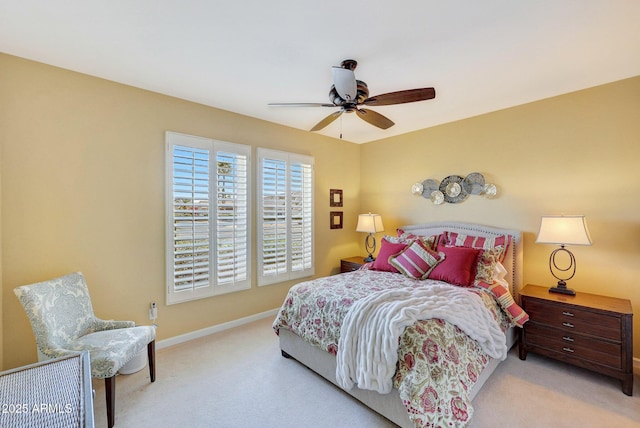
[{"x1": 399, "y1": 222, "x2": 523, "y2": 298}]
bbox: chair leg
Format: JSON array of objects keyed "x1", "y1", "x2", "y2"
[
  {"x1": 147, "y1": 340, "x2": 156, "y2": 382},
  {"x1": 105, "y1": 376, "x2": 116, "y2": 428}
]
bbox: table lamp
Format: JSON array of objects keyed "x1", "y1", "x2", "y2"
[
  {"x1": 356, "y1": 213, "x2": 384, "y2": 262},
  {"x1": 535, "y1": 215, "x2": 592, "y2": 295}
]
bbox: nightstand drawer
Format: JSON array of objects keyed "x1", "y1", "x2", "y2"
[
  {"x1": 525, "y1": 323, "x2": 621, "y2": 368},
  {"x1": 341, "y1": 260, "x2": 361, "y2": 272},
  {"x1": 340, "y1": 256, "x2": 366, "y2": 273},
  {"x1": 525, "y1": 299, "x2": 621, "y2": 341}
]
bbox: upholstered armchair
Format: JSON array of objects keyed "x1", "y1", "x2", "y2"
[{"x1": 14, "y1": 272, "x2": 156, "y2": 428}]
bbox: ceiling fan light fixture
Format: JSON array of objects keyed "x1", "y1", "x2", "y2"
[
  {"x1": 331, "y1": 66, "x2": 357, "y2": 101},
  {"x1": 269, "y1": 59, "x2": 436, "y2": 132}
]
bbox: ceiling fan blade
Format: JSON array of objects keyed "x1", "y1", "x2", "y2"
[
  {"x1": 310, "y1": 110, "x2": 343, "y2": 131},
  {"x1": 356, "y1": 108, "x2": 395, "y2": 129},
  {"x1": 363, "y1": 88, "x2": 436, "y2": 106},
  {"x1": 332, "y1": 67, "x2": 357, "y2": 101},
  {"x1": 268, "y1": 102, "x2": 335, "y2": 107}
]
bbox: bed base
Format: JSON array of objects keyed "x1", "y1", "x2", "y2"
[
  {"x1": 280, "y1": 327, "x2": 516, "y2": 427},
  {"x1": 278, "y1": 222, "x2": 522, "y2": 427}
]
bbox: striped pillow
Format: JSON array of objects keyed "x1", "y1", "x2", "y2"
[
  {"x1": 443, "y1": 231, "x2": 512, "y2": 262},
  {"x1": 475, "y1": 281, "x2": 529, "y2": 327},
  {"x1": 395, "y1": 229, "x2": 440, "y2": 250},
  {"x1": 389, "y1": 240, "x2": 444, "y2": 280}
]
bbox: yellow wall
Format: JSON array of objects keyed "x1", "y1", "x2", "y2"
[
  {"x1": 0, "y1": 54, "x2": 361, "y2": 369},
  {"x1": 2, "y1": 52, "x2": 639, "y2": 369},
  {"x1": 360, "y1": 76, "x2": 640, "y2": 357},
  {"x1": 0, "y1": 83, "x2": 3, "y2": 369}
]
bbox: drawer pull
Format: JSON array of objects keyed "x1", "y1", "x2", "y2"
[
  {"x1": 562, "y1": 347, "x2": 574, "y2": 353},
  {"x1": 562, "y1": 322, "x2": 574, "y2": 328},
  {"x1": 562, "y1": 311, "x2": 574, "y2": 317},
  {"x1": 562, "y1": 336, "x2": 574, "y2": 342}
]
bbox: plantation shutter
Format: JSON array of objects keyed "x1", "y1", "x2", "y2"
[
  {"x1": 260, "y1": 158, "x2": 288, "y2": 278},
  {"x1": 258, "y1": 149, "x2": 314, "y2": 286},
  {"x1": 166, "y1": 132, "x2": 250, "y2": 304},
  {"x1": 290, "y1": 161, "x2": 313, "y2": 273},
  {"x1": 215, "y1": 147, "x2": 249, "y2": 286}
]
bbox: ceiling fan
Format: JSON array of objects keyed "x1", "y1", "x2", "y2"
[{"x1": 269, "y1": 59, "x2": 436, "y2": 132}]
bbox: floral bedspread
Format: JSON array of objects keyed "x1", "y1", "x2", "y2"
[{"x1": 272, "y1": 269, "x2": 513, "y2": 428}]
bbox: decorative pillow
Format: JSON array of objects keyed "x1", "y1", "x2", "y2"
[
  {"x1": 384, "y1": 234, "x2": 413, "y2": 244},
  {"x1": 474, "y1": 247, "x2": 503, "y2": 285},
  {"x1": 395, "y1": 229, "x2": 440, "y2": 250},
  {"x1": 370, "y1": 238, "x2": 409, "y2": 273},
  {"x1": 442, "y1": 231, "x2": 513, "y2": 262},
  {"x1": 475, "y1": 281, "x2": 529, "y2": 327},
  {"x1": 389, "y1": 240, "x2": 445, "y2": 280},
  {"x1": 427, "y1": 245, "x2": 482, "y2": 287}
]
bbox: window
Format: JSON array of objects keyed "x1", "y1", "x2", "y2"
[
  {"x1": 257, "y1": 148, "x2": 314, "y2": 286},
  {"x1": 166, "y1": 132, "x2": 250, "y2": 304}
]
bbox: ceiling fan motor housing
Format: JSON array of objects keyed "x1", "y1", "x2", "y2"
[{"x1": 329, "y1": 80, "x2": 369, "y2": 107}]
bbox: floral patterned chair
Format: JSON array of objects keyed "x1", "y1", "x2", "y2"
[{"x1": 14, "y1": 272, "x2": 156, "y2": 428}]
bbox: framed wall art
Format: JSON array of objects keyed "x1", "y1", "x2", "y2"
[
  {"x1": 330, "y1": 189, "x2": 343, "y2": 207},
  {"x1": 330, "y1": 211, "x2": 343, "y2": 229}
]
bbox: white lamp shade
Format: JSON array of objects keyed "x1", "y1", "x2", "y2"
[
  {"x1": 356, "y1": 213, "x2": 384, "y2": 234},
  {"x1": 536, "y1": 215, "x2": 592, "y2": 246}
]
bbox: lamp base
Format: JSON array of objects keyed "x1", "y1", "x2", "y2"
[
  {"x1": 363, "y1": 255, "x2": 375, "y2": 262},
  {"x1": 548, "y1": 285, "x2": 576, "y2": 295}
]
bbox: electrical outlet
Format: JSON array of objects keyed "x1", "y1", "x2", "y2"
[{"x1": 149, "y1": 302, "x2": 158, "y2": 320}]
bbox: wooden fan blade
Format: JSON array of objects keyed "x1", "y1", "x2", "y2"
[
  {"x1": 268, "y1": 102, "x2": 336, "y2": 107},
  {"x1": 310, "y1": 111, "x2": 343, "y2": 131},
  {"x1": 363, "y1": 88, "x2": 436, "y2": 106},
  {"x1": 356, "y1": 108, "x2": 395, "y2": 129}
]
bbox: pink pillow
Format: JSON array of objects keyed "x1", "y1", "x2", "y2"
[
  {"x1": 370, "y1": 238, "x2": 408, "y2": 273},
  {"x1": 428, "y1": 245, "x2": 481, "y2": 287},
  {"x1": 389, "y1": 240, "x2": 444, "y2": 279}
]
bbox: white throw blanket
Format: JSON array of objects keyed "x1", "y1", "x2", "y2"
[{"x1": 336, "y1": 283, "x2": 507, "y2": 394}]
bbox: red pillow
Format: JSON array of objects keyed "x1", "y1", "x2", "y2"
[
  {"x1": 428, "y1": 245, "x2": 481, "y2": 287},
  {"x1": 370, "y1": 238, "x2": 408, "y2": 273}
]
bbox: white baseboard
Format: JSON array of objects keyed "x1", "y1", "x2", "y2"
[
  {"x1": 157, "y1": 314, "x2": 640, "y2": 376},
  {"x1": 156, "y1": 308, "x2": 280, "y2": 350}
]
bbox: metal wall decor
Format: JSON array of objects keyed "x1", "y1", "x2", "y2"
[{"x1": 411, "y1": 172, "x2": 497, "y2": 204}]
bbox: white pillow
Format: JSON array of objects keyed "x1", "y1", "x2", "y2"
[{"x1": 492, "y1": 262, "x2": 509, "y2": 288}]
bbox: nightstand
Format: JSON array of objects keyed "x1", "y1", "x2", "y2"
[
  {"x1": 340, "y1": 256, "x2": 367, "y2": 273},
  {"x1": 519, "y1": 284, "x2": 633, "y2": 395}
]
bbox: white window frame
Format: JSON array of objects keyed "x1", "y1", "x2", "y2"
[
  {"x1": 257, "y1": 148, "x2": 314, "y2": 286},
  {"x1": 166, "y1": 131, "x2": 251, "y2": 305}
]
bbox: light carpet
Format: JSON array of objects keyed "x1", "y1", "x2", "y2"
[{"x1": 92, "y1": 317, "x2": 640, "y2": 428}]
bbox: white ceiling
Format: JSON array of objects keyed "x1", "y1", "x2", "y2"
[{"x1": 1, "y1": 1, "x2": 639, "y2": 144}]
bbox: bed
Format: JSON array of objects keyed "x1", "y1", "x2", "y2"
[{"x1": 273, "y1": 222, "x2": 526, "y2": 427}]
